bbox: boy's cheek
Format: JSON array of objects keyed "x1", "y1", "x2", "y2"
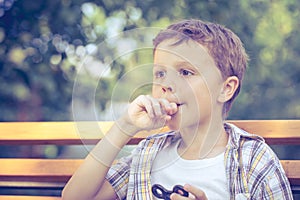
[{"x1": 152, "y1": 85, "x2": 163, "y2": 98}]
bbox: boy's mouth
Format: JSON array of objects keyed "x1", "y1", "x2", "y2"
[{"x1": 176, "y1": 103, "x2": 183, "y2": 107}]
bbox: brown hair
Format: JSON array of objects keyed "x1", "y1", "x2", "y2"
[{"x1": 153, "y1": 19, "x2": 249, "y2": 117}]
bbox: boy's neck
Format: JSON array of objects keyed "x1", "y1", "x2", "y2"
[{"x1": 177, "y1": 118, "x2": 228, "y2": 160}]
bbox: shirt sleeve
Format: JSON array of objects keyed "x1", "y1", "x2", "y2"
[
  {"x1": 105, "y1": 138, "x2": 149, "y2": 200},
  {"x1": 105, "y1": 134, "x2": 171, "y2": 200},
  {"x1": 105, "y1": 152, "x2": 133, "y2": 199},
  {"x1": 260, "y1": 167, "x2": 294, "y2": 199},
  {"x1": 249, "y1": 143, "x2": 294, "y2": 199}
]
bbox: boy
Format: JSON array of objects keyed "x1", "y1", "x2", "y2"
[{"x1": 62, "y1": 19, "x2": 293, "y2": 199}]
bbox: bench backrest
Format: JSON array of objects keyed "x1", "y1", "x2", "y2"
[{"x1": 0, "y1": 120, "x2": 299, "y2": 198}]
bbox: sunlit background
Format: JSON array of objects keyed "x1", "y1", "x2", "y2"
[
  {"x1": 1, "y1": 0, "x2": 300, "y2": 122},
  {"x1": 0, "y1": 0, "x2": 299, "y2": 196}
]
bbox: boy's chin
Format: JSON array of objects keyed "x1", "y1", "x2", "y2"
[{"x1": 166, "y1": 120, "x2": 180, "y2": 131}]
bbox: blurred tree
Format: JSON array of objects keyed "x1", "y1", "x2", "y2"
[
  {"x1": 0, "y1": 0, "x2": 299, "y2": 122},
  {"x1": 228, "y1": 0, "x2": 300, "y2": 119}
]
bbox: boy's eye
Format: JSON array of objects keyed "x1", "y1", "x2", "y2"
[
  {"x1": 179, "y1": 69, "x2": 194, "y2": 76},
  {"x1": 154, "y1": 70, "x2": 166, "y2": 78}
]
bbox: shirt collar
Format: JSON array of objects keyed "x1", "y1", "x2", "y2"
[{"x1": 225, "y1": 122, "x2": 265, "y2": 149}]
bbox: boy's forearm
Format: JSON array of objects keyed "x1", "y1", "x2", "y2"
[
  {"x1": 62, "y1": 119, "x2": 137, "y2": 200},
  {"x1": 90, "y1": 118, "x2": 138, "y2": 165}
]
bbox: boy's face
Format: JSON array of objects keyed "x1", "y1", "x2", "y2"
[{"x1": 152, "y1": 39, "x2": 225, "y2": 130}]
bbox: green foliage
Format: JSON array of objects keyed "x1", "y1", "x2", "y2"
[{"x1": 0, "y1": 0, "x2": 299, "y2": 121}]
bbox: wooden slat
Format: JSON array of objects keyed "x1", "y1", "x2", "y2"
[
  {"x1": 0, "y1": 196, "x2": 61, "y2": 200},
  {"x1": 0, "y1": 159, "x2": 82, "y2": 182},
  {"x1": 0, "y1": 121, "x2": 111, "y2": 145},
  {"x1": 0, "y1": 181, "x2": 65, "y2": 189},
  {"x1": 228, "y1": 120, "x2": 300, "y2": 145},
  {"x1": 0, "y1": 121, "x2": 168, "y2": 145},
  {"x1": 281, "y1": 160, "x2": 300, "y2": 186},
  {"x1": 0, "y1": 120, "x2": 299, "y2": 198},
  {"x1": 0, "y1": 120, "x2": 299, "y2": 145},
  {"x1": 0, "y1": 159, "x2": 299, "y2": 187}
]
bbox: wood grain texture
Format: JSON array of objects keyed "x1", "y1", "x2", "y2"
[
  {"x1": 0, "y1": 120, "x2": 299, "y2": 145},
  {"x1": 0, "y1": 120, "x2": 299, "y2": 198}
]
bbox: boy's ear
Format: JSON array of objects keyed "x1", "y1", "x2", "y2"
[{"x1": 217, "y1": 76, "x2": 239, "y2": 103}]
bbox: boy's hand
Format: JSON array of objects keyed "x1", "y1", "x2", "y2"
[
  {"x1": 123, "y1": 95, "x2": 178, "y2": 135},
  {"x1": 170, "y1": 184, "x2": 208, "y2": 200}
]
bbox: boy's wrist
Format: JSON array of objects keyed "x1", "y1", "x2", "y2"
[{"x1": 115, "y1": 116, "x2": 141, "y2": 137}]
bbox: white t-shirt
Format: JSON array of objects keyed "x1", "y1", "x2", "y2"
[{"x1": 151, "y1": 140, "x2": 230, "y2": 200}]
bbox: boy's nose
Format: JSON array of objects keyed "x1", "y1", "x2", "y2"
[
  {"x1": 161, "y1": 72, "x2": 176, "y2": 93},
  {"x1": 162, "y1": 84, "x2": 175, "y2": 93}
]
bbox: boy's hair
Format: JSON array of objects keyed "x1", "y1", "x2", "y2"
[{"x1": 153, "y1": 19, "x2": 249, "y2": 118}]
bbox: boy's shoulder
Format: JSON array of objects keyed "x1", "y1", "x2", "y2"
[
  {"x1": 225, "y1": 122, "x2": 265, "y2": 147},
  {"x1": 226, "y1": 122, "x2": 282, "y2": 169}
]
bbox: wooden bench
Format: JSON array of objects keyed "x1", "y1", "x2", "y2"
[{"x1": 0, "y1": 120, "x2": 299, "y2": 199}]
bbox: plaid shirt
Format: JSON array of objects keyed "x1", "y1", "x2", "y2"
[{"x1": 106, "y1": 123, "x2": 293, "y2": 200}]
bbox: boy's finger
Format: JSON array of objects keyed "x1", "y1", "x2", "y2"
[
  {"x1": 148, "y1": 96, "x2": 164, "y2": 117},
  {"x1": 184, "y1": 184, "x2": 208, "y2": 200},
  {"x1": 170, "y1": 193, "x2": 189, "y2": 200},
  {"x1": 158, "y1": 98, "x2": 171, "y2": 115},
  {"x1": 167, "y1": 102, "x2": 178, "y2": 115},
  {"x1": 136, "y1": 95, "x2": 154, "y2": 118},
  {"x1": 158, "y1": 99, "x2": 178, "y2": 115}
]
